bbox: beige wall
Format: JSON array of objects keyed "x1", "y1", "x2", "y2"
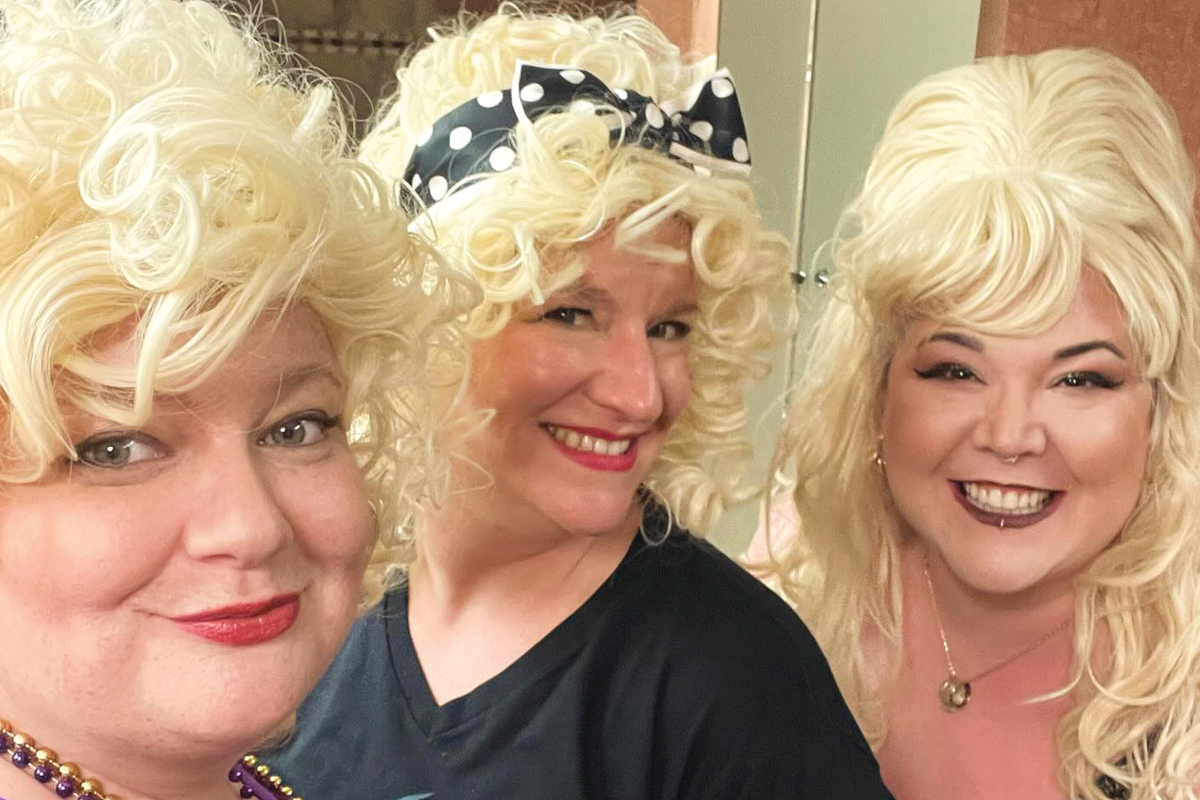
[{"x1": 709, "y1": 0, "x2": 982, "y2": 554}]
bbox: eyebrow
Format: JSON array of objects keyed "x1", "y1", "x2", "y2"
[
  {"x1": 551, "y1": 282, "x2": 698, "y2": 318},
  {"x1": 922, "y1": 332, "x2": 984, "y2": 352},
  {"x1": 1053, "y1": 340, "x2": 1126, "y2": 360},
  {"x1": 920, "y1": 332, "x2": 1126, "y2": 361},
  {"x1": 274, "y1": 363, "x2": 344, "y2": 398},
  {"x1": 552, "y1": 282, "x2": 612, "y2": 307}
]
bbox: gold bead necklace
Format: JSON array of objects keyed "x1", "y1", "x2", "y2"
[{"x1": 0, "y1": 717, "x2": 301, "y2": 800}]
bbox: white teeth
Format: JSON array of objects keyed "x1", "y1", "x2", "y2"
[
  {"x1": 962, "y1": 482, "x2": 1052, "y2": 516},
  {"x1": 546, "y1": 425, "x2": 632, "y2": 456}
]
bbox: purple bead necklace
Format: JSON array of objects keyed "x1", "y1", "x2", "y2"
[{"x1": 0, "y1": 718, "x2": 301, "y2": 800}]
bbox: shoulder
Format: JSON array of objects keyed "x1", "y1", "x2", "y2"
[
  {"x1": 286, "y1": 589, "x2": 399, "y2": 736},
  {"x1": 622, "y1": 521, "x2": 854, "y2": 727},
  {"x1": 616, "y1": 522, "x2": 890, "y2": 797},
  {"x1": 627, "y1": 522, "x2": 822, "y2": 657}
]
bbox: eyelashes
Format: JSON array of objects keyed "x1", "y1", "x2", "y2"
[
  {"x1": 71, "y1": 411, "x2": 344, "y2": 471},
  {"x1": 539, "y1": 306, "x2": 692, "y2": 340},
  {"x1": 913, "y1": 362, "x2": 1123, "y2": 390},
  {"x1": 914, "y1": 363, "x2": 976, "y2": 381}
]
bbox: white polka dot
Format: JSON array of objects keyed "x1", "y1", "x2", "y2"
[
  {"x1": 489, "y1": 145, "x2": 516, "y2": 171},
  {"x1": 644, "y1": 104, "x2": 664, "y2": 128},
  {"x1": 410, "y1": 174, "x2": 422, "y2": 189},
  {"x1": 711, "y1": 77, "x2": 734, "y2": 98},
  {"x1": 427, "y1": 174, "x2": 448, "y2": 201},
  {"x1": 416, "y1": 126, "x2": 433, "y2": 146},
  {"x1": 560, "y1": 69, "x2": 586, "y2": 84},
  {"x1": 732, "y1": 137, "x2": 750, "y2": 163},
  {"x1": 570, "y1": 98, "x2": 596, "y2": 115},
  {"x1": 689, "y1": 120, "x2": 713, "y2": 141},
  {"x1": 448, "y1": 126, "x2": 473, "y2": 150},
  {"x1": 477, "y1": 90, "x2": 504, "y2": 108},
  {"x1": 614, "y1": 88, "x2": 629, "y2": 100},
  {"x1": 519, "y1": 82, "x2": 545, "y2": 103}
]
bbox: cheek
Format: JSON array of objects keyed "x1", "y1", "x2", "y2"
[
  {"x1": 659, "y1": 352, "x2": 691, "y2": 427},
  {"x1": 881, "y1": 379, "x2": 953, "y2": 468},
  {"x1": 0, "y1": 489, "x2": 178, "y2": 617},
  {"x1": 280, "y1": 458, "x2": 375, "y2": 567},
  {"x1": 1058, "y1": 397, "x2": 1153, "y2": 495}
]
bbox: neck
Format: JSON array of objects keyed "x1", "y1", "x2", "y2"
[
  {"x1": 913, "y1": 543, "x2": 1075, "y2": 670},
  {"x1": 415, "y1": 495, "x2": 641, "y2": 615}
]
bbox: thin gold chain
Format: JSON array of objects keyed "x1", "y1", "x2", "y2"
[{"x1": 922, "y1": 553, "x2": 1071, "y2": 684}]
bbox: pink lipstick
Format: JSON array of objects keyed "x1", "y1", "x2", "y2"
[{"x1": 544, "y1": 425, "x2": 639, "y2": 472}]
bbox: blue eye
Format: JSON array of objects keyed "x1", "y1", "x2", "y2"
[
  {"x1": 648, "y1": 320, "x2": 691, "y2": 340},
  {"x1": 75, "y1": 434, "x2": 161, "y2": 468},
  {"x1": 259, "y1": 413, "x2": 341, "y2": 447},
  {"x1": 914, "y1": 363, "x2": 978, "y2": 381},
  {"x1": 541, "y1": 307, "x2": 592, "y2": 327},
  {"x1": 1056, "y1": 371, "x2": 1121, "y2": 390}
]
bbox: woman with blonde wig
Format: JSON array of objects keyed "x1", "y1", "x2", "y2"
[
  {"x1": 757, "y1": 48, "x2": 1200, "y2": 799},
  {"x1": 0, "y1": 0, "x2": 472, "y2": 798},
  {"x1": 271, "y1": 4, "x2": 891, "y2": 798}
]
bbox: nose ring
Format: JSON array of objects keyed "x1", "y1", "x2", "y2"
[{"x1": 1001, "y1": 455, "x2": 1019, "y2": 465}]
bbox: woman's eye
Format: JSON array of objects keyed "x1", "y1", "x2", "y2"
[
  {"x1": 75, "y1": 435, "x2": 160, "y2": 469},
  {"x1": 648, "y1": 320, "x2": 692, "y2": 340},
  {"x1": 541, "y1": 307, "x2": 591, "y2": 327},
  {"x1": 1056, "y1": 371, "x2": 1121, "y2": 390},
  {"x1": 914, "y1": 363, "x2": 978, "y2": 381},
  {"x1": 260, "y1": 413, "x2": 340, "y2": 448}
]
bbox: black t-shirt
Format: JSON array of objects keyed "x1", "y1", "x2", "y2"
[{"x1": 269, "y1": 515, "x2": 893, "y2": 799}]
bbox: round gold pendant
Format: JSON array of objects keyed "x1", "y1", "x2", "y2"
[{"x1": 938, "y1": 676, "x2": 971, "y2": 711}]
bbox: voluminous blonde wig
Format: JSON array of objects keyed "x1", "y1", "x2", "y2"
[
  {"x1": 359, "y1": 2, "x2": 793, "y2": 541},
  {"x1": 0, "y1": 0, "x2": 477, "y2": 605},
  {"x1": 769, "y1": 49, "x2": 1200, "y2": 798}
]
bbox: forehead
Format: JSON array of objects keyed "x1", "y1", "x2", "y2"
[
  {"x1": 549, "y1": 217, "x2": 696, "y2": 300},
  {"x1": 88, "y1": 303, "x2": 340, "y2": 403},
  {"x1": 900, "y1": 271, "x2": 1132, "y2": 353}
]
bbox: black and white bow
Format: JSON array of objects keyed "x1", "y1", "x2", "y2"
[{"x1": 403, "y1": 61, "x2": 752, "y2": 208}]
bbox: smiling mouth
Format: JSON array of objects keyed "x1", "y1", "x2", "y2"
[
  {"x1": 959, "y1": 481, "x2": 1055, "y2": 515},
  {"x1": 544, "y1": 424, "x2": 633, "y2": 456}
]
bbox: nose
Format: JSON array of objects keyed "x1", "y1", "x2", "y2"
[
  {"x1": 183, "y1": 443, "x2": 292, "y2": 566},
  {"x1": 586, "y1": 326, "x2": 664, "y2": 424},
  {"x1": 972, "y1": 383, "x2": 1047, "y2": 461}
]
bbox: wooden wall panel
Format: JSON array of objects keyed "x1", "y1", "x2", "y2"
[
  {"x1": 636, "y1": 0, "x2": 719, "y2": 57},
  {"x1": 977, "y1": 0, "x2": 1200, "y2": 193}
]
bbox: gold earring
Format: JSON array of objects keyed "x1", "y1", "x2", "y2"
[{"x1": 872, "y1": 436, "x2": 886, "y2": 471}]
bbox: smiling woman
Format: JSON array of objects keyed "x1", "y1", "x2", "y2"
[
  {"x1": 0, "y1": 1, "x2": 473, "y2": 799},
  {"x1": 756, "y1": 48, "x2": 1200, "y2": 800},
  {"x1": 266, "y1": 4, "x2": 893, "y2": 799}
]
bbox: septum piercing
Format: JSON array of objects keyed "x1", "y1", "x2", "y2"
[{"x1": 1002, "y1": 455, "x2": 1019, "y2": 465}]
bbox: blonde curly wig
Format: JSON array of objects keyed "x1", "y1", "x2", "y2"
[
  {"x1": 766, "y1": 48, "x2": 1200, "y2": 799},
  {"x1": 359, "y1": 2, "x2": 794, "y2": 544},
  {"x1": 0, "y1": 0, "x2": 478, "y2": 607}
]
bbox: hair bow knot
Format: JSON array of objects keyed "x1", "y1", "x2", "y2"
[{"x1": 403, "y1": 61, "x2": 752, "y2": 208}]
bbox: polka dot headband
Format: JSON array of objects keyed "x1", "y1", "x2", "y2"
[{"x1": 403, "y1": 61, "x2": 752, "y2": 208}]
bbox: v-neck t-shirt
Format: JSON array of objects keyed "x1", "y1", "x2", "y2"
[{"x1": 269, "y1": 517, "x2": 893, "y2": 800}]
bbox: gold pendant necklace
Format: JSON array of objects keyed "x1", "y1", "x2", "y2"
[{"x1": 922, "y1": 554, "x2": 1072, "y2": 712}]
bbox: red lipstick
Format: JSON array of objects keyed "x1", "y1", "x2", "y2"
[{"x1": 172, "y1": 594, "x2": 299, "y2": 646}]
